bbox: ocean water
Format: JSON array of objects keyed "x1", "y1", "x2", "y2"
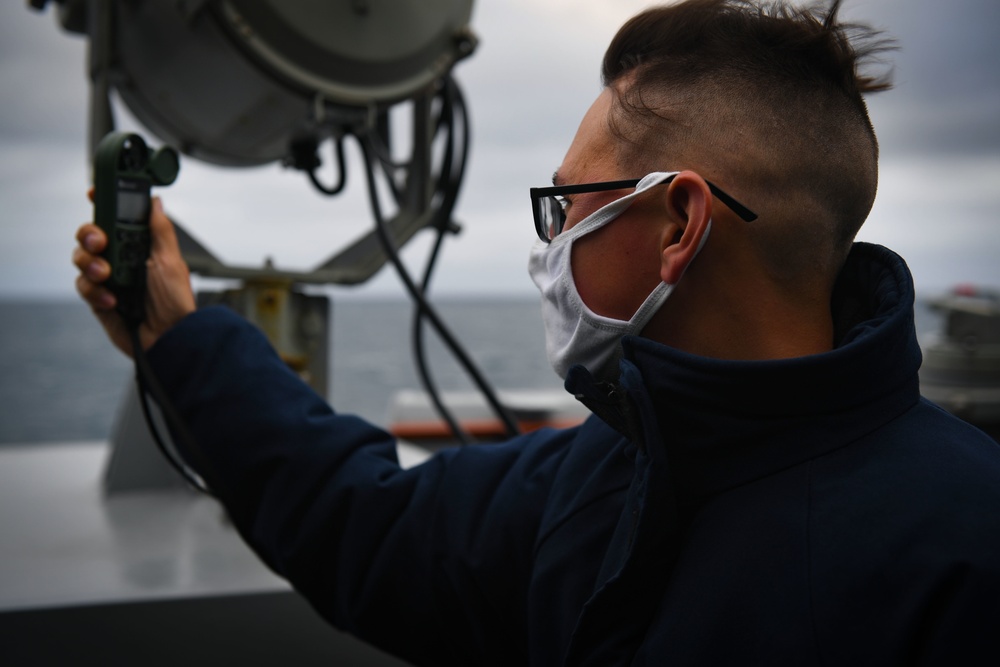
[
  {"x1": 0, "y1": 296, "x2": 940, "y2": 446},
  {"x1": 0, "y1": 297, "x2": 561, "y2": 445}
]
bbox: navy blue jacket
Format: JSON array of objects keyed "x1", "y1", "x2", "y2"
[{"x1": 148, "y1": 243, "x2": 1000, "y2": 665}]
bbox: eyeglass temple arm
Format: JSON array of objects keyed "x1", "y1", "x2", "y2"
[{"x1": 706, "y1": 182, "x2": 758, "y2": 222}]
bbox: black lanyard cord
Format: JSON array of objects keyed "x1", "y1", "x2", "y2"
[{"x1": 128, "y1": 323, "x2": 216, "y2": 497}]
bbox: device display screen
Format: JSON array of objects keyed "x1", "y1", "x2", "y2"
[{"x1": 117, "y1": 189, "x2": 149, "y2": 223}]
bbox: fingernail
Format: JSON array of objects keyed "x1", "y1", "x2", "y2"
[
  {"x1": 87, "y1": 261, "x2": 104, "y2": 280},
  {"x1": 84, "y1": 233, "x2": 100, "y2": 252},
  {"x1": 153, "y1": 197, "x2": 163, "y2": 214}
]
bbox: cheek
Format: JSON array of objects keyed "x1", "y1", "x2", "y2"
[{"x1": 569, "y1": 222, "x2": 664, "y2": 321}]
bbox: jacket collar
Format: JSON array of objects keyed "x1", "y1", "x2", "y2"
[{"x1": 567, "y1": 243, "x2": 923, "y2": 503}]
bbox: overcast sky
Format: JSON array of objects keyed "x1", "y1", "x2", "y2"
[{"x1": 1, "y1": 0, "x2": 997, "y2": 301}]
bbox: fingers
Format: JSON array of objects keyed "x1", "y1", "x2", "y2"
[
  {"x1": 73, "y1": 221, "x2": 115, "y2": 309},
  {"x1": 72, "y1": 245, "x2": 110, "y2": 280},
  {"x1": 75, "y1": 273, "x2": 116, "y2": 311},
  {"x1": 74, "y1": 192, "x2": 133, "y2": 357},
  {"x1": 72, "y1": 224, "x2": 110, "y2": 281},
  {"x1": 75, "y1": 222, "x2": 106, "y2": 253}
]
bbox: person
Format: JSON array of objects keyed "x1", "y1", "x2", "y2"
[{"x1": 73, "y1": 0, "x2": 1000, "y2": 664}]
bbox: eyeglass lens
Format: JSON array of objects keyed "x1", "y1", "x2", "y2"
[{"x1": 538, "y1": 196, "x2": 565, "y2": 242}]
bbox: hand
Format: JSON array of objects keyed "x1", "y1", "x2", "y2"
[{"x1": 73, "y1": 194, "x2": 196, "y2": 356}]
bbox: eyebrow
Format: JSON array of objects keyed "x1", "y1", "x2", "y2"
[{"x1": 551, "y1": 171, "x2": 562, "y2": 187}]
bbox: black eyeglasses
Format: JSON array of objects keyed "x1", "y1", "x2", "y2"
[{"x1": 529, "y1": 174, "x2": 758, "y2": 243}]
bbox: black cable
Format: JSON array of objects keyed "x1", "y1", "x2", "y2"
[
  {"x1": 357, "y1": 128, "x2": 522, "y2": 440},
  {"x1": 412, "y1": 227, "x2": 472, "y2": 444},
  {"x1": 308, "y1": 135, "x2": 348, "y2": 196},
  {"x1": 128, "y1": 324, "x2": 214, "y2": 496},
  {"x1": 299, "y1": 79, "x2": 519, "y2": 442},
  {"x1": 410, "y1": 79, "x2": 474, "y2": 444},
  {"x1": 301, "y1": 102, "x2": 469, "y2": 441}
]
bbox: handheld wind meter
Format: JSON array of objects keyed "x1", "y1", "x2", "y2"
[{"x1": 93, "y1": 132, "x2": 179, "y2": 324}]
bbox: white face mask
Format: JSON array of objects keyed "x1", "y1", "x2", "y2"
[{"x1": 528, "y1": 171, "x2": 710, "y2": 381}]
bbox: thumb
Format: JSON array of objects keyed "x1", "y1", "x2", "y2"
[
  {"x1": 149, "y1": 196, "x2": 181, "y2": 256},
  {"x1": 140, "y1": 195, "x2": 195, "y2": 350}
]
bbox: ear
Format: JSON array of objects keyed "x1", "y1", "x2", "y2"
[{"x1": 660, "y1": 171, "x2": 713, "y2": 285}]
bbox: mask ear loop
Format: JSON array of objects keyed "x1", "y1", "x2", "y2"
[
  {"x1": 574, "y1": 214, "x2": 712, "y2": 336},
  {"x1": 620, "y1": 216, "x2": 713, "y2": 336}
]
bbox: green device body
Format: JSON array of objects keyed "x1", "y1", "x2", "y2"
[{"x1": 93, "y1": 132, "x2": 179, "y2": 324}]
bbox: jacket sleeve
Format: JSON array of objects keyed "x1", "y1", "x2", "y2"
[{"x1": 146, "y1": 306, "x2": 576, "y2": 666}]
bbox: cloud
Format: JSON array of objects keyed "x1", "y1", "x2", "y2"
[
  {"x1": 859, "y1": 153, "x2": 1000, "y2": 292},
  {"x1": 0, "y1": 7, "x2": 88, "y2": 144},
  {"x1": 855, "y1": 0, "x2": 1000, "y2": 157},
  {"x1": 1, "y1": 0, "x2": 998, "y2": 301}
]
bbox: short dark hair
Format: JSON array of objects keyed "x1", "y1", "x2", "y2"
[{"x1": 601, "y1": 0, "x2": 894, "y2": 281}]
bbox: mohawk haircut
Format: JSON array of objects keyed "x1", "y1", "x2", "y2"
[
  {"x1": 599, "y1": 0, "x2": 896, "y2": 280},
  {"x1": 603, "y1": 0, "x2": 893, "y2": 102}
]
